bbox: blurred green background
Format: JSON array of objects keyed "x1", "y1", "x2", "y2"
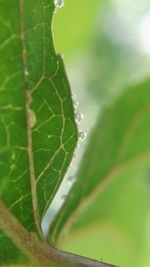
[{"x1": 53, "y1": 0, "x2": 150, "y2": 266}]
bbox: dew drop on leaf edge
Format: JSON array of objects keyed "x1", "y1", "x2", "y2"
[
  {"x1": 54, "y1": 0, "x2": 64, "y2": 8},
  {"x1": 79, "y1": 130, "x2": 87, "y2": 141},
  {"x1": 71, "y1": 93, "x2": 77, "y2": 100},
  {"x1": 75, "y1": 112, "x2": 84, "y2": 124},
  {"x1": 73, "y1": 99, "x2": 79, "y2": 109},
  {"x1": 67, "y1": 176, "x2": 76, "y2": 186},
  {"x1": 61, "y1": 194, "x2": 67, "y2": 200}
]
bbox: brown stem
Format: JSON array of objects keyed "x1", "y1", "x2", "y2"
[
  {"x1": 0, "y1": 201, "x2": 118, "y2": 267},
  {"x1": 48, "y1": 244, "x2": 119, "y2": 267}
]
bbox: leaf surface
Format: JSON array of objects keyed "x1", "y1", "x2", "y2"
[{"x1": 0, "y1": 0, "x2": 77, "y2": 263}]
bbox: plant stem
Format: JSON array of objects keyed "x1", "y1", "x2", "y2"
[{"x1": 0, "y1": 201, "x2": 118, "y2": 267}]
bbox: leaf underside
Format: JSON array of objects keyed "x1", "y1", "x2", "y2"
[{"x1": 0, "y1": 0, "x2": 77, "y2": 264}]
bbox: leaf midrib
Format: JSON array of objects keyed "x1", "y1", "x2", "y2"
[{"x1": 19, "y1": 0, "x2": 41, "y2": 235}]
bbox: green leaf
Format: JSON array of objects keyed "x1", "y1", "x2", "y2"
[
  {"x1": 0, "y1": 0, "x2": 77, "y2": 264},
  {"x1": 49, "y1": 80, "x2": 150, "y2": 262},
  {"x1": 63, "y1": 162, "x2": 150, "y2": 267}
]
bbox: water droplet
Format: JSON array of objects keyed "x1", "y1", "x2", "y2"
[
  {"x1": 75, "y1": 112, "x2": 84, "y2": 125},
  {"x1": 68, "y1": 176, "x2": 75, "y2": 181},
  {"x1": 67, "y1": 176, "x2": 76, "y2": 185},
  {"x1": 54, "y1": 0, "x2": 64, "y2": 8},
  {"x1": 71, "y1": 93, "x2": 77, "y2": 100},
  {"x1": 79, "y1": 130, "x2": 87, "y2": 141},
  {"x1": 73, "y1": 99, "x2": 79, "y2": 109},
  {"x1": 61, "y1": 194, "x2": 67, "y2": 200},
  {"x1": 60, "y1": 53, "x2": 64, "y2": 59}
]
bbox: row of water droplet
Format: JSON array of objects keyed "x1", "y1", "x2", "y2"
[
  {"x1": 60, "y1": 175, "x2": 76, "y2": 200},
  {"x1": 55, "y1": 2, "x2": 87, "y2": 153},
  {"x1": 53, "y1": 0, "x2": 87, "y2": 201},
  {"x1": 42, "y1": 90, "x2": 87, "y2": 230},
  {"x1": 60, "y1": 94, "x2": 87, "y2": 201},
  {"x1": 72, "y1": 93, "x2": 87, "y2": 142}
]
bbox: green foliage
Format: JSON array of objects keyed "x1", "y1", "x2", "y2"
[
  {"x1": 49, "y1": 80, "x2": 150, "y2": 266},
  {"x1": 0, "y1": 0, "x2": 77, "y2": 265},
  {"x1": 0, "y1": 0, "x2": 150, "y2": 267}
]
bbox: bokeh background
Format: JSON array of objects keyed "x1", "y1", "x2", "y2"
[{"x1": 46, "y1": 1, "x2": 150, "y2": 266}]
